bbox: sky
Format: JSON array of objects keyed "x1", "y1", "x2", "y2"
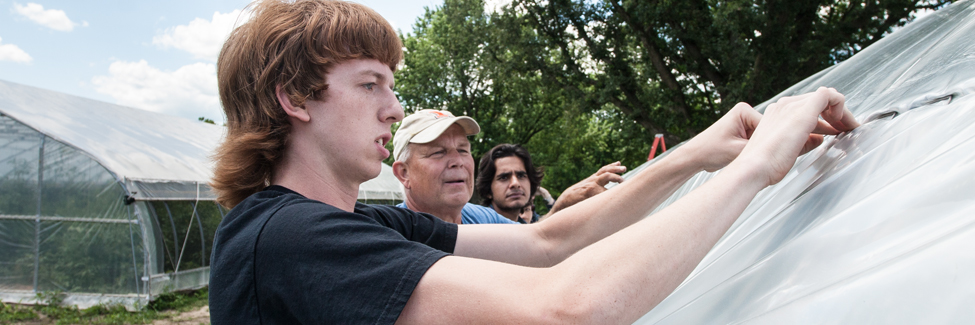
[{"x1": 0, "y1": 0, "x2": 447, "y2": 124}]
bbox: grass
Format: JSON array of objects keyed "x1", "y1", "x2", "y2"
[
  {"x1": 0, "y1": 303, "x2": 36, "y2": 323},
  {"x1": 0, "y1": 287, "x2": 208, "y2": 325}
]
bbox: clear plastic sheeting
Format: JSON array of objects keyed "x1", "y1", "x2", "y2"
[
  {"x1": 0, "y1": 113, "x2": 148, "y2": 305},
  {"x1": 0, "y1": 80, "x2": 224, "y2": 192},
  {"x1": 631, "y1": 1, "x2": 975, "y2": 323},
  {"x1": 0, "y1": 80, "x2": 226, "y2": 308}
]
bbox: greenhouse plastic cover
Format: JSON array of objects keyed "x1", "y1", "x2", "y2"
[
  {"x1": 625, "y1": 1, "x2": 975, "y2": 323},
  {"x1": 0, "y1": 80, "x2": 225, "y2": 200}
]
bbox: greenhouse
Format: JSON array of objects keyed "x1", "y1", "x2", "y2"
[
  {"x1": 0, "y1": 79, "x2": 405, "y2": 309},
  {"x1": 0, "y1": 79, "x2": 226, "y2": 308}
]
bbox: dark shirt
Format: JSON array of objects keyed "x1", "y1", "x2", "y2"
[{"x1": 209, "y1": 185, "x2": 457, "y2": 324}]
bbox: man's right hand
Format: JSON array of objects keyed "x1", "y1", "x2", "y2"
[
  {"x1": 546, "y1": 161, "x2": 626, "y2": 215},
  {"x1": 736, "y1": 87, "x2": 859, "y2": 186}
]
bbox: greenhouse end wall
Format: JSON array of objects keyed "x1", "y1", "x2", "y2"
[{"x1": 0, "y1": 113, "x2": 223, "y2": 309}]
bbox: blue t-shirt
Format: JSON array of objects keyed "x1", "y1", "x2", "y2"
[{"x1": 396, "y1": 202, "x2": 517, "y2": 224}]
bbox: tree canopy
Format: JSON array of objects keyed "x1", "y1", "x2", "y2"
[{"x1": 392, "y1": 0, "x2": 953, "y2": 205}]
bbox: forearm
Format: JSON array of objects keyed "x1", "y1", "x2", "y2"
[
  {"x1": 535, "y1": 147, "x2": 704, "y2": 263},
  {"x1": 544, "y1": 158, "x2": 767, "y2": 323},
  {"x1": 453, "y1": 152, "x2": 699, "y2": 267}
]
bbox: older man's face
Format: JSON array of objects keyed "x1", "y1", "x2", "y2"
[{"x1": 402, "y1": 124, "x2": 475, "y2": 211}]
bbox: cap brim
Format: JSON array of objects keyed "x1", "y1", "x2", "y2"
[{"x1": 410, "y1": 116, "x2": 480, "y2": 144}]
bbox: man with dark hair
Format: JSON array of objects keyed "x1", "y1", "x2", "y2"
[
  {"x1": 477, "y1": 143, "x2": 625, "y2": 223},
  {"x1": 208, "y1": 0, "x2": 860, "y2": 323},
  {"x1": 476, "y1": 144, "x2": 545, "y2": 223}
]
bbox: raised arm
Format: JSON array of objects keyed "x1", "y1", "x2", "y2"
[
  {"x1": 397, "y1": 88, "x2": 858, "y2": 324},
  {"x1": 453, "y1": 98, "x2": 768, "y2": 267},
  {"x1": 453, "y1": 148, "x2": 702, "y2": 267},
  {"x1": 539, "y1": 161, "x2": 626, "y2": 219}
]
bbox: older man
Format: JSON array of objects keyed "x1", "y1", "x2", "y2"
[
  {"x1": 390, "y1": 110, "x2": 511, "y2": 224},
  {"x1": 391, "y1": 110, "x2": 623, "y2": 224}
]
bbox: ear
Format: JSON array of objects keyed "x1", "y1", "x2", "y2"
[
  {"x1": 275, "y1": 85, "x2": 310, "y2": 122},
  {"x1": 392, "y1": 161, "x2": 410, "y2": 189}
]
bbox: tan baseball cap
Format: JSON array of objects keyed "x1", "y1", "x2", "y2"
[{"x1": 393, "y1": 109, "x2": 480, "y2": 161}]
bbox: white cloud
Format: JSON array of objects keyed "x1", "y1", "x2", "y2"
[
  {"x1": 0, "y1": 37, "x2": 33, "y2": 63},
  {"x1": 92, "y1": 60, "x2": 224, "y2": 124},
  {"x1": 13, "y1": 2, "x2": 79, "y2": 32},
  {"x1": 152, "y1": 9, "x2": 249, "y2": 61}
]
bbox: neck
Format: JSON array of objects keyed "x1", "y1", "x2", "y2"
[
  {"x1": 272, "y1": 150, "x2": 359, "y2": 212},
  {"x1": 493, "y1": 205, "x2": 522, "y2": 222},
  {"x1": 404, "y1": 196, "x2": 464, "y2": 224}
]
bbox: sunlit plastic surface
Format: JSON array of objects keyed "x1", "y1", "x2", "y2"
[
  {"x1": 0, "y1": 80, "x2": 224, "y2": 199},
  {"x1": 629, "y1": 1, "x2": 975, "y2": 323}
]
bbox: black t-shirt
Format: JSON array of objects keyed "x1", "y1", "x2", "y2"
[{"x1": 209, "y1": 185, "x2": 458, "y2": 324}]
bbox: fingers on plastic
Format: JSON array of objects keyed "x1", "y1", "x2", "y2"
[
  {"x1": 807, "y1": 88, "x2": 858, "y2": 133},
  {"x1": 800, "y1": 134, "x2": 825, "y2": 155},
  {"x1": 811, "y1": 119, "x2": 841, "y2": 135},
  {"x1": 770, "y1": 88, "x2": 856, "y2": 134}
]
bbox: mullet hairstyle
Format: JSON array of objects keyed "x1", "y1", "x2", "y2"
[
  {"x1": 212, "y1": 0, "x2": 403, "y2": 208},
  {"x1": 476, "y1": 144, "x2": 543, "y2": 207}
]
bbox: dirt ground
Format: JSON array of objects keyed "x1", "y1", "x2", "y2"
[
  {"x1": 151, "y1": 306, "x2": 210, "y2": 325},
  {"x1": 4, "y1": 306, "x2": 210, "y2": 325}
]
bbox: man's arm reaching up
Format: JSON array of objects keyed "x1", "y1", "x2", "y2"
[{"x1": 540, "y1": 161, "x2": 627, "y2": 219}]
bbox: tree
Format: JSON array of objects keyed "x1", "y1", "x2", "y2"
[
  {"x1": 394, "y1": 0, "x2": 954, "y2": 198},
  {"x1": 512, "y1": 0, "x2": 955, "y2": 141},
  {"x1": 396, "y1": 0, "x2": 565, "y2": 157},
  {"x1": 395, "y1": 0, "x2": 643, "y2": 201}
]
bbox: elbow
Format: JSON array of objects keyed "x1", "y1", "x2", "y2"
[
  {"x1": 531, "y1": 224, "x2": 569, "y2": 267},
  {"x1": 536, "y1": 293, "x2": 616, "y2": 324}
]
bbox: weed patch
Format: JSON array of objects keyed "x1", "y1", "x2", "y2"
[{"x1": 0, "y1": 287, "x2": 208, "y2": 325}]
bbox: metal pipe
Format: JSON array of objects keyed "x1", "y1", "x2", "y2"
[{"x1": 33, "y1": 136, "x2": 45, "y2": 293}]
